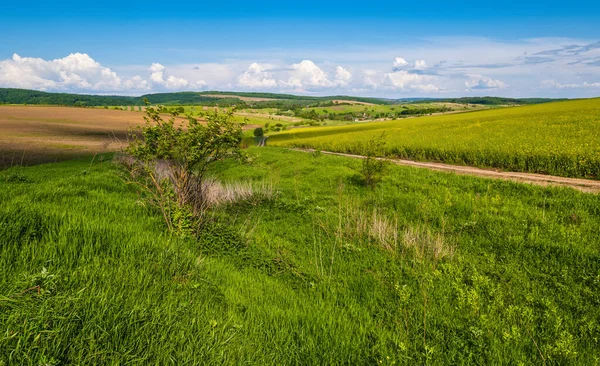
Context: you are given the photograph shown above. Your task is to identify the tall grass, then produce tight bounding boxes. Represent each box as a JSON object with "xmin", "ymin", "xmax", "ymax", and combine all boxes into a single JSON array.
[{"xmin": 1, "ymin": 148, "xmax": 600, "ymax": 364}]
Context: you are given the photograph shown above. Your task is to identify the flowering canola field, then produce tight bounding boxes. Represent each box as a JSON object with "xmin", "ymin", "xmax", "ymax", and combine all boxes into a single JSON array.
[{"xmin": 269, "ymin": 98, "xmax": 600, "ymax": 179}]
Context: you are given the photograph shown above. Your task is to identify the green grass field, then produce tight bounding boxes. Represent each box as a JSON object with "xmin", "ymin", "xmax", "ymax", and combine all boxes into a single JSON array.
[
  {"xmin": 269, "ymin": 98, "xmax": 600, "ymax": 179},
  {"xmin": 2, "ymin": 148, "xmax": 599, "ymax": 364},
  {"xmin": 155, "ymin": 102, "xmax": 485, "ymax": 131},
  {"xmin": 303, "ymin": 102, "xmax": 484, "ymax": 116}
]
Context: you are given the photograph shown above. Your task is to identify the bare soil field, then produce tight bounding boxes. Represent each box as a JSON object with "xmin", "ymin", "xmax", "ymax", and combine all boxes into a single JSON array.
[{"xmin": 0, "ymin": 106, "xmax": 256, "ymax": 168}]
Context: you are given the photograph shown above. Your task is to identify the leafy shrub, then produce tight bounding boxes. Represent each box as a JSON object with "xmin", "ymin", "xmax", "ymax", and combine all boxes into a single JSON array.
[
  {"xmin": 360, "ymin": 134, "xmax": 388, "ymax": 189},
  {"xmin": 124, "ymin": 100, "xmax": 247, "ymax": 234},
  {"xmin": 253, "ymin": 127, "xmax": 264, "ymax": 137}
]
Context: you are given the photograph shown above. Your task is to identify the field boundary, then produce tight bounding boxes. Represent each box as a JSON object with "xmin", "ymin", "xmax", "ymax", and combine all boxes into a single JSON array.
[{"xmin": 292, "ymin": 148, "xmax": 600, "ymax": 194}]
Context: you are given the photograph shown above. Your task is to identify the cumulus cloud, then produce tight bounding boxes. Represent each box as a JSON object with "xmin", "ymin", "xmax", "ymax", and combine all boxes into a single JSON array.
[
  {"xmin": 385, "ymin": 70, "xmax": 440, "ymax": 92},
  {"xmin": 149, "ymin": 63, "xmax": 165, "ymax": 83},
  {"xmin": 384, "ymin": 58, "xmax": 440, "ymax": 92},
  {"xmin": 334, "ymin": 66, "xmax": 352, "ymax": 86},
  {"xmin": 236, "ymin": 60, "xmax": 355, "ymax": 91},
  {"xmin": 393, "ymin": 57, "xmax": 409, "ymax": 70},
  {"xmin": 283, "ymin": 60, "xmax": 335, "ymax": 90},
  {"xmin": 237, "ymin": 63, "xmax": 278, "ymax": 88},
  {"xmin": 392, "ymin": 57, "xmax": 430, "ymax": 72},
  {"xmin": 149, "ymin": 62, "xmax": 190, "ymax": 89},
  {"xmin": 465, "ymin": 75, "xmax": 507, "ymax": 90},
  {"xmin": 0, "ymin": 53, "xmax": 149, "ymax": 92}
]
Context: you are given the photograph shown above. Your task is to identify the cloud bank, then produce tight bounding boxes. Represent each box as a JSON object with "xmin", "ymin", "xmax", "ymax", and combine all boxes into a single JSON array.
[{"xmin": 1, "ymin": 37, "xmax": 599, "ymax": 97}]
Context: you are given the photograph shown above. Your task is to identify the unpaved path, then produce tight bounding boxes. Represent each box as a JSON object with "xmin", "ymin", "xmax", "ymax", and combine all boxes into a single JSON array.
[{"xmin": 293, "ymin": 148, "xmax": 600, "ymax": 194}]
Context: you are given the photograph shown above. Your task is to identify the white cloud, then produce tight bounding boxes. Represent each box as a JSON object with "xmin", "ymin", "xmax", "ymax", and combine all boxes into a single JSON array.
[
  {"xmin": 237, "ymin": 62, "xmax": 278, "ymax": 88},
  {"xmin": 148, "ymin": 62, "xmax": 190, "ymax": 89},
  {"xmin": 237, "ymin": 61, "xmax": 353, "ymax": 90},
  {"xmin": 149, "ymin": 63, "xmax": 165, "ymax": 83},
  {"xmin": 414, "ymin": 60, "xmax": 428, "ymax": 70},
  {"xmin": 465, "ymin": 75, "xmax": 507, "ymax": 90},
  {"xmin": 361, "ymin": 69, "xmax": 384, "ymax": 88},
  {"xmin": 392, "ymin": 57, "xmax": 429, "ymax": 72},
  {"xmin": 165, "ymin": 75, "xmax": 189, "ymax": 89},
  {"xmin": 383, "ymin": 57, "xmax": 441, "ymax": 92},
  {"xmin": 123, "ymin": 75, "xmax": 149, "ymax": 90},
  {"xmin": 284, "ymin": 60, "xmax": 334, "ymax": 90},
  {"xmin": 0, "ymin": 53, "xmax": 149, "ymax": 92},
  {"xmin": 384, "ymin": 70, "xmax": 440, "ymax": 92},
  {"xmin": 335, "ymin": 66, "xmax": 352, "ymax": 86},
  {"xmin": 393, "ymin": 57, "xmax": 409, "ymax": 69},
  {"xmin": 2, "ymin": 37, "xmax": 600, "ymax": 98}
]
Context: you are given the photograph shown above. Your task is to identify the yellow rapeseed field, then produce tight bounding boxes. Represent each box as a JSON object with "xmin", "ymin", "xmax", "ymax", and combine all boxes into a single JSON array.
[{"xmin": 269, "ymin": 98, "xmax": 600, "ymax": 178}]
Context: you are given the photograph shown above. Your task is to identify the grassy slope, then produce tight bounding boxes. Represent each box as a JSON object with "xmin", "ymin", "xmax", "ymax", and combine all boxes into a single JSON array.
[
  {"xmin": 1, "ymin": 149, "xmax": 600, "ymax": 364},
  {"xmin": 269, "ymin": 98, "xmax": 600, "ymax": 179}
]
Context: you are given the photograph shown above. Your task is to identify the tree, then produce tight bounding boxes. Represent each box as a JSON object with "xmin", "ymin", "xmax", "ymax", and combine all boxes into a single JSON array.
[{"xmin": 125, "ymin": 101, "xmax": 246, "ymax": 233}]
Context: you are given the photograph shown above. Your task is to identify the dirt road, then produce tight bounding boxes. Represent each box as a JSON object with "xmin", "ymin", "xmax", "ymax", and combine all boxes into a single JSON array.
[{"xmin": 293, "ymin": 148, "xmax": 600, "ymax": 194}]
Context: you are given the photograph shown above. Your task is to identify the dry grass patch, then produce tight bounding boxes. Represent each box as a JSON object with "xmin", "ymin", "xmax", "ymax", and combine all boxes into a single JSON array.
[
  {"xmin": 403, "ymin": 225, "xmax": 455, "ymax": 261},
  {"xmin": 321, "ymin": 195, "xmax": 455, "ymax": 261}
]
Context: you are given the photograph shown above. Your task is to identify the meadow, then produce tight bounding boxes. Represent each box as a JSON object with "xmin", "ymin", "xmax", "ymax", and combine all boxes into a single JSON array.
[
  {"xmin": 302, "ymin": 102, "xmax": 485, "ymax": 116},
  {"xmin": 1, "ymin": 147, "xmax": 600, "ymax": 364},
  {"xmin": 269, "ymin": 98, "xmax": 600, "ymax": 179},
  {"xmin": 173, "ymin": 101, "xmax": 484, "ymax": 131}
]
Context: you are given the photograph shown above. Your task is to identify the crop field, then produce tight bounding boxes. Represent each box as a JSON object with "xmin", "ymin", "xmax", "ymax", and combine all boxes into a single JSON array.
[
  {"xmin": 2, "ymin": 147, "xmax": 599, "ymax": 364},
  {"xmin": 0, "ymin": 106, "xmax": 148, "ymax": 167},
  {"xmin": 269, "ymin": 98, "xmax": 600, "ymax": 179},
  {"xmin": 0, "ymin": 106, "xmax": 258, "ymax": 168}
]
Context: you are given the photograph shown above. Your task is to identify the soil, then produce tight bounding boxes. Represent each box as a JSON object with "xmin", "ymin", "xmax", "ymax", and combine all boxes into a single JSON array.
[{"xmin": 0, "ymin": 105, "xmax": 253, "ymax": 168}]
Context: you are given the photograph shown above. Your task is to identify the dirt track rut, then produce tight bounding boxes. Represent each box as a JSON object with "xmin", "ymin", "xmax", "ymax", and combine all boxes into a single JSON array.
[{"xmin": 293, "ymin": 148, "xmax": 600, "ymax": 194}]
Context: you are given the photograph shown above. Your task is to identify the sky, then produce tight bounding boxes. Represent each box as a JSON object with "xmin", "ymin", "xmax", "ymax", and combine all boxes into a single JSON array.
[{"xmin": 1, "ymin": 0, "xmax": 600, "ymax": 98}]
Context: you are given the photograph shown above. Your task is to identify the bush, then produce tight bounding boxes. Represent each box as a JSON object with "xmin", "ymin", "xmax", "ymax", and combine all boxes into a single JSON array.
[
  {"xmin": 124, "ymin": 100, "xmax": 247, "ymax": 234},
  {"xmin": 360, "ymin": 134, "xmax": 388, "ymax": 189},
  {"xmin": 253, "ymin": 127, "xmax": 264, "ymax": 138}
]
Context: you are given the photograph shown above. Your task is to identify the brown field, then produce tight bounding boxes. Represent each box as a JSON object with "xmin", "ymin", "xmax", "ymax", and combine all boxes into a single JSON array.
[{"xmin": 0, "ymin": 105, "xmax": 255, "ymax": 168}]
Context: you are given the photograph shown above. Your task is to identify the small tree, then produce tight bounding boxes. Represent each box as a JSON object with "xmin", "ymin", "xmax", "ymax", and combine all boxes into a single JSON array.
[
  {"xmin": 125, "ymin": 101, "xmax": 246, "ymax": 233},
  {"xmin": 361, "ymin": 133, "xmax": 388, "ymax": 189}
]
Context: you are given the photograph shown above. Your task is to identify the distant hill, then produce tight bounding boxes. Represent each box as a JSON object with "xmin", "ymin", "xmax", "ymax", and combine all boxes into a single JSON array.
[
  {"xmin": 0, "ymin": 88, "xmax": 393, "ymax": 107},
  {"xmin": 0, "ymin": 88, "xmax": 142, "ymax": 106},
  {"xmin": 199, "ymin": 91, "xmax": 393, "ymax": 105},
  {"xmin": 0, "ymin": 88, "xmax": 566, "ymax": 108}
]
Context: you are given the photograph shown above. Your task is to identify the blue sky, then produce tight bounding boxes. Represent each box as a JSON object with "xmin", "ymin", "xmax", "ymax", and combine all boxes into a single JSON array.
[{"xmin": 1, "ymin": 1, "xmax": 599, "ymax": 98}]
